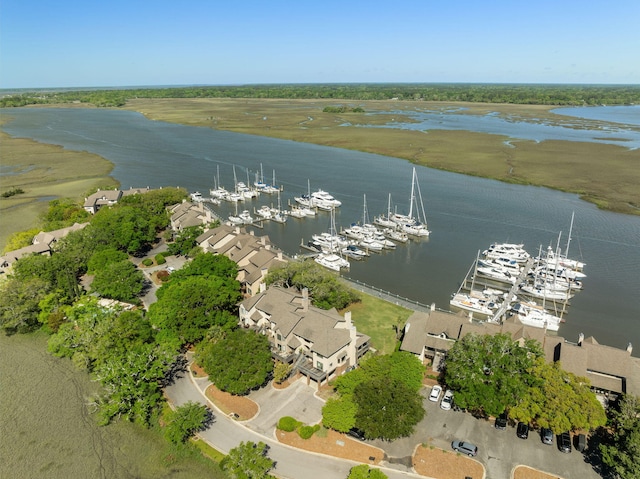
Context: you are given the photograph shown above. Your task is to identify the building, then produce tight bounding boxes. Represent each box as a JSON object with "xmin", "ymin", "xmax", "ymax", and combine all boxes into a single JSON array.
[
  {"xmin": 168, "ymin": 200, "xmax": 215, "ymax": 231},
  {"xmin": 239, "ymin": 286, "xmax": 370, "ymax": 388},
  {"xmin": 196, "ymin": 225, "xmax": 286, "ymax": 296},
  {"xmin": 83, "ymin": 186, "xmax": 153, "ymax": 214},
  {"xmin": 400, "ymin": 306, "xmax": 640, "ymax": 401}
]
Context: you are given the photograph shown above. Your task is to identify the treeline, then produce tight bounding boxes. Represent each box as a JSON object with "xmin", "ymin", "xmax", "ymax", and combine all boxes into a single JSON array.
[{"xmin": 2, "ymin": 83, "xmax": 639, "ymax": 108}]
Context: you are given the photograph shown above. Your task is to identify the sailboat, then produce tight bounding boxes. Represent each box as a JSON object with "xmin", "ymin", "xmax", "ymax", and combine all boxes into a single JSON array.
[
  {"xmin": 270, "ymin": 190, "xmax": 287, "ymax": 223},
  {"xmin": 210, "ymin": 165, "xmax": 230, "ymax": 200},
  {"xmin": 390, "ymin": 167, "xmax": 430, "ymax": 237}
]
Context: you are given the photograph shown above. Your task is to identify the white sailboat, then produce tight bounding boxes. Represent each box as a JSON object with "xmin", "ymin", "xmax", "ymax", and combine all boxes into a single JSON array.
[{"xmin": 392, "ymin": 168, "xmax": 430, "ymax": 237}]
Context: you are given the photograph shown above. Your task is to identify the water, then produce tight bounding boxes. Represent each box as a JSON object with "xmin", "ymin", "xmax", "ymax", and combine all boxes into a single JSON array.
[
  {"xmin": 2, "ymin": 107, "xmax": 639, "ymax": 351},
  {"xmin": 363, "ymin": 104, "xmax": 640, "ymax": 149}
]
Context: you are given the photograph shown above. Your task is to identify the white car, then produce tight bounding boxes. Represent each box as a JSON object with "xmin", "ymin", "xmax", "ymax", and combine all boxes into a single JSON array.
[
  {"xmin": 428, "ymin": 385, "xmax": 443, "ymax": 402},
  {"xmin": 440, "ymin": 389, "xmax": 454, "ymax": 410}
]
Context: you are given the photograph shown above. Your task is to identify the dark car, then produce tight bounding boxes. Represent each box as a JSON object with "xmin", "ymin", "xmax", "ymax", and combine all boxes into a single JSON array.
[
  {"xmin": 347, "ymin": 428, "xmax": 366, "ymax": 441},
  {"xmin": 495, "ymin": 413, "xmax": 507, "ymax": 430},
  {"xmin": 541, "ymin": 428, "xmax": 553, "ymax": 445},
  {"xmin": 576, "ymin": 433, "xmax": 587, "ymax": 452},
  {"xmin": 516, "ymin": 422, "xmax": 529, "ymax": 439},
  {"xmin": 451, "ymin": 439, "xmax": 478, "ymax": 457},
  {"xmin": 558, "ymin": 431, "xmax": 572, "ymax": 453}
]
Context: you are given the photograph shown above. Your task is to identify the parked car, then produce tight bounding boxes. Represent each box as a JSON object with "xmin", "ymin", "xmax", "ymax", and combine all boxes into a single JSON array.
[
  {"xmin": 451, "ymin": 439, "xmax": 478, "ymax": 457},
  {"xmin": 559, "ymin": 431, "xmax": 572, "ymax": 453},
  {"xmin": 347, "ymin": 428, "xmax": 366, "ymax": 441},
  {"xmin": 516, "ymin": 422, "xmax": 529, "ymax": 439},
  {"xmin": 495, "ymin": 413, "xmax": 507, "ymax": 430},
  {"xmin": 576, "ymin": 433, "xmax": 587, "ymax": 452},
  {"xmin": 440, "ymin": 390, "xmax": 454, "ymax": 410},
  {"xmin": 429, "ymin": 385, "xmax": 443, "ymax": 402},
  {"xmin": 541, "ymin": 428, "xmax": 554, "ymax": 445}
]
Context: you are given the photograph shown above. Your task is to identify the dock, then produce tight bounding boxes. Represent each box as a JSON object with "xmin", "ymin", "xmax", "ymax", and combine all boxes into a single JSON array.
[{"xmin": 491, "ymin": 258, "xmax": 534, "ymax": 323}]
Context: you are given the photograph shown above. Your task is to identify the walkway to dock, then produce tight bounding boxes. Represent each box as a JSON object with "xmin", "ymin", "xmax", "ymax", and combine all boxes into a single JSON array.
[
  {"xmin": 341, "ymin": 276, "xmax": 440, "ymax": 314},
  {"xmin": 490, "ymin": 257, "xmax": 534, "ymax": 323}
]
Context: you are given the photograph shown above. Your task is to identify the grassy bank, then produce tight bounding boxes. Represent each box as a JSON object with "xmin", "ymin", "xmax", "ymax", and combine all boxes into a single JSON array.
[
  {"xmin": 124, "ymin": 98, "xmax": 640, "ymax": 216},
  {"xmin": 0, "ymin": 123, "xmax": 118, "ymax": 249},
  {"xmin": 0, "ymin": 332, "xmax": 225, "ymax": 479}
]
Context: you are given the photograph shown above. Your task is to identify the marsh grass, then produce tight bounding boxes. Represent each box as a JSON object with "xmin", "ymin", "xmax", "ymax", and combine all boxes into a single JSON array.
[
  {"xmin": 0, "ymin": 127, "xmax": 118, "ymax": 249},
  {"xmin": 342, "ymin": 294, "xmax": 412, "ymax": 355},
  {"xmin": 0, "ymin": 332, "xmax": 225, "ymax": 479},
  {"xmin": 125, "ymin": 98, "xmax": 640, "ymax": 216}
]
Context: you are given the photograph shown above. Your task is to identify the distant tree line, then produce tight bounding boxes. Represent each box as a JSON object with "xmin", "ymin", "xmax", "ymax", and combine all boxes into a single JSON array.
[{"xmin": 2, "ymin": 83, "xmax": 639, "ymax": 108}]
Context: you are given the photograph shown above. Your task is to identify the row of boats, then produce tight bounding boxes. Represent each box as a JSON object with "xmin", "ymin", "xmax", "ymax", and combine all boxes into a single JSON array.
[{"xmin": 450, "ymin": 220, "xmax": 586, "ymax": 332}]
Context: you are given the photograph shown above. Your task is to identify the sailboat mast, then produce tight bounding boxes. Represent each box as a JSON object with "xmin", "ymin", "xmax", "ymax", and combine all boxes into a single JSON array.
[
  {"xmin": 566, "ymin": 211, "xmax": 575, "ymax": 258},
  {"xmin": 408, "ymin": 168, "xmax": 416, "ymax": 218}
]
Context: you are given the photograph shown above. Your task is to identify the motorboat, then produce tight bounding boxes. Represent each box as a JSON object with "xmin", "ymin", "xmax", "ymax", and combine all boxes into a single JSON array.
[
  {"xmin": 476, "ymin": 262, "xmax": 517, "ymax": 284},
  {"xmin": 358, "ymin": 236, "xmax": 385, "ymax": 252},
  {"xmin": 190, "ymin": 191, "xmax": 204, "ymax": 202},
  {"xmin": 483, "ymin": 243, "xmax": 530, "ymax": 263},
  {"xmin": 519, "ymin": 283, "xmax": 573, "ymax": 301},
  {"xmin": 382, "ymin": 227, "xmax": 409, "ymax": 243},
  {"xmin": 314, "ymin": 253, "xmax": 350, "ymax": 271},
  {"xmin": 310, "ymin": 189, "xmax": 341, "ymax": 209},
  {"xmin": 510, "ymin": 302, "xmax": 562, "ymax": 331},
  {"xmin": 254, "ymin": 205, "xmax": 272, "ymax": 220},
  {"xmin": 228, "ymin": 209, "xmax": 253, "ymax": 225},
  {"xmin": 341, "ymin": 244, "xmax": 368, "ymax": 260},
  {"xmin": 450, "ymin": 293, "xmax": 499, "ymax": 317}
]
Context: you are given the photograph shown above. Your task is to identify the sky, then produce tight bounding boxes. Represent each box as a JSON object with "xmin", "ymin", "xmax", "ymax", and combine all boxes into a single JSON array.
[{"xmin": 1, "ymin": 0, "xmax": 639, "ymax": 88}]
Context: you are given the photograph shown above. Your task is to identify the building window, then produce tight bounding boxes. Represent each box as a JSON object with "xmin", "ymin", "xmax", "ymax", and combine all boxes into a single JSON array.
[
  {"xmin": 277, "ymin": 333, "xmax": 282, "ymax": 341},
  {"xmin": 316, "ymin": 361, "xmax": 323, "ymax": 371}
]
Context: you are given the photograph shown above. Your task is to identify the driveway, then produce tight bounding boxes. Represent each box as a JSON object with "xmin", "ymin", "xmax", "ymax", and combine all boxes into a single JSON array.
[{"xmin": 246, "ymin": 379, "xmax": 324, "ymax": 434}]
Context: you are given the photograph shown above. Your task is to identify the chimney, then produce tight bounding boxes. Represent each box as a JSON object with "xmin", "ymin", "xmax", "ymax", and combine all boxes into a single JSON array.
[
  {"xmin": 302, "ymin": 288, "xmax": 309, "ymax": 312},
  {"xmin": 277, "ymin": 252, "xmax": 283, "ymax": 261},
  {"xmin": 345, "ymin": 311, "xmax": 352, "ymax": 328},
  {"xmin": 259, "ymin": 282, "xmax": 266, "ymax": 293},
  {"xmin": 260, "ymin": 236, "xmax": 266, "ymax": 246},
  {"xmin": 627, "ymin": 342, "xmax": 633, "ymax": 355},
  {"xmin": 347, "ymin": 313, "xmax": 357, "ymax": 368},
  {"xmin": 578, "ymin": 332, "xmax": 584, "ymax": 346},
  {"xmin": 430, "ymin": 303, "xmax": 436, "ymax": 312}
]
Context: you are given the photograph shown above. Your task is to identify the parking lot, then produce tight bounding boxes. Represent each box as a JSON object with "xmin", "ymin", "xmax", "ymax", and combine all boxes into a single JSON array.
[{"xmin": 368, "ymin": 388, "xmax": 603, "ymax": 479}]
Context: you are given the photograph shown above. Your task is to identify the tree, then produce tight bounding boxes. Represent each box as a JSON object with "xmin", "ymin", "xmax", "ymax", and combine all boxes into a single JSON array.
[
  {"xmin": 87, "ymin": 247, "xmax": 129, "ymax": 273},
  {"xmin": 347, "ymin": 464, "xmax": 388, "ymax": 479},
  {"xmin": 164, "ymin": 401, "xmax": 209, "ymax": 444},
  {"xmin": 0, "ymin": 277, "xmax": 50, "ymax": 333},
  {"xmin": 91, "ymin": 260, "xmax": 144, "ymax": 303},
  {"xmin": 265, "ymin": 261, "xmax": 360, "ymax": 310},
  {"xmin": 322, "ymin": 395, "xmax": 357, "ymax": 432},
  {"xmin": 148, "ymin": 275, "xmax": 241, "ymax": 344},
  {"xmin": 600, "ymin": 395, "xmax": 640, "ymax": 479},
  {"xmin": 220, "ymin": 441, "xmax": 275, "ymax": 479},
  {"xmin": 443, "ymin": 333, "xmax": 542, "ymax": 417},
  {"xmin": 273, "ymin": 361, "xmax": 292, "ymax": 384},
  {"xmin": 171, "ymin": 251, "xmax": 238, "ymax": 280},
  {"xmin": 353, "ymin": 377, "xmax": 425, "ymax": 440},
  {"xmin": 198, "ymin": 329, "xmax": 273, "ymax": 395},
  {"xmin": 168, "ymin": 225, "xmax": 204, "ymax": 256},
  {"xmin": 2, "ymin": 228, "xmax": 41, "ymax": 253}
]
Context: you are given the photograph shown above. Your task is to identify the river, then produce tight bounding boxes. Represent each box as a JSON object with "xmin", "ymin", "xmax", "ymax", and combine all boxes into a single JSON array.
[{"xmin": 1, "ymin": 107, "xmax": 639, "ymax": 352}]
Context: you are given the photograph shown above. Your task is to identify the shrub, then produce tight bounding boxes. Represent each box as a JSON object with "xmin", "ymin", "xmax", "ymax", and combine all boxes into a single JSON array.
[
  {"xmin": 157, "ymin": 270, "xmax": 170, "ymax": 282},
  {"xmin": 142, "ymin": 258, "xmax": 153, "ymax": 267},
  {"xmin": 155, "ymin": 254, "xmax": 166, "ymax": 265},
  {"xmin": 277, "ymin": 416, "xmax": 301, "ymax": 432},
  {"xmin": 160, "ymin": 251, "xmax": 172, "ymax": 258},
  {"xmin": 298, "ymin": 425, "xmax": 316, "ymax": 440}
]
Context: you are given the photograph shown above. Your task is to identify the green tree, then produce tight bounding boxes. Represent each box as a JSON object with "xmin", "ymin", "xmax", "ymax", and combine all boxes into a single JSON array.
[
  {"xmin": 171, "ymin": 251, "xmax": 238, "ymax": 280},
  {"xmin": 265, "ymin": 261, "xmax": 360, "ymax": 310},
  {"xmin": 88, "ymin": 205, "xmax": 156, "ymax": 255},
  {"xmin": 198, "ymin": 329, "xmax": 273, "ymax": 395},
  {"xmin": 93, "ymin": 341, "xmax": 178, "ymax": 426},
  {"xmin": 2, "ymin": 228, "xmax": 40, "ymax": 253},
  {"xmin": 509, "ymin": 358, "xmax": 606, "ymax": 433},
  {"xmin": 322, "ymin": 395, "xmax": 358, "ymax": 432},
  {"xmin": 353, "ymin": 377, "xmax": 425, "ymax": 440},
  {"xmin": 600, "ymin": 395, "xmax": 640, "ymax": 479},
  {"xmin": 87, "ymin": 247, "xmax": 129, "ymax": 273},
  {"xmin": 164, "ymin": 401, "xmax": 209, "ymax": 444},
  {"xmin": 220, "ymin": 441, "xmax": 275, "ymax": 479},
  {"xmin": 149, "ymin": 275, "xmax": 241, "ymax": 344},
  {"xmin": 91, "ymin": 260, "xmax": 144, "ymax": 303},
  {"xmin": 168, "ymin": 225, "xmax": 204, "ymax": 256},
  {"xmin": 443, "ymin": 333, "xmax": 542, "ymax": 417},
  {"xmin": 347, "ymin": 464, "xmax": 388, "ymax": 479},
  {"xmin": 0, "ymin": 277, "xmax": 50, "ymax": 333},
  {"xmin": 273, "ymin": 361, "xmax": 293, "ymax": 384},
  {"xmin": 40, "ymin": 197, "xmax": 89, "ymax": 230}
]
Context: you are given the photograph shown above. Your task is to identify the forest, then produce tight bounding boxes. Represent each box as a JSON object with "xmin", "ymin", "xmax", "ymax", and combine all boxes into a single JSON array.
[{"xmin": 2, "ymin": 83, "xmax": 639, "ymax": 108}]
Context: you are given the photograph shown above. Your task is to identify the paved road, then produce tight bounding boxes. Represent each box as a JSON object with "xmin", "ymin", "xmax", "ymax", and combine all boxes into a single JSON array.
[{"xmin": 164, "ymin": 368, "xmax": 426, "ymax": 479}]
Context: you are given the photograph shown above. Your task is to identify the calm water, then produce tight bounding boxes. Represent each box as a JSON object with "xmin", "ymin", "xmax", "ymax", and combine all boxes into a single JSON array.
[
  {"xmin": 365, "ymin": 104, "xmax": 640, "ymax": 149},
  {"xmin": 2, "ymin": 107, "xmax": 639, "ymax": 351}
]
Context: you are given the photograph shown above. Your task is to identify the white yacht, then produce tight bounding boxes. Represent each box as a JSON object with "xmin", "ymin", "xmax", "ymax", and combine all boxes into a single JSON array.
[
  {"xmin": 450, "ymin": 293, "xmax": 499, "ymax": 318},
  {"xmin": 314, "ymin": 253, "xmax": 350, "ymax": 271},
  {"xmin": 254, "ymin": 205, "xmax": 272, "ymax": 220},
  {"xmin": 483, "ymin": 243, "xmax": 530, "ymax": 263},
  {"xmin": 510, "ymin": 302, "xmax": 562, "ymax": 331},
  {"xmin": 310, "ymin": 189, "xmax": 341, "ymax": 209}
]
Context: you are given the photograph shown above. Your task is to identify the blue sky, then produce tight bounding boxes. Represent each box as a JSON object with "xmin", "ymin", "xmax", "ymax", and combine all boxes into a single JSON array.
[{"xmin": 1, "ymin": 0, "xmax": 639, "ymax": 88}]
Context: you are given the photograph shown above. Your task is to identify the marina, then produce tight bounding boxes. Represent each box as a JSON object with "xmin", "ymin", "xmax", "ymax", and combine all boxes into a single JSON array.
[{"xmin": 2, "ymin": 107, "xmax": 639, "ymax": 351}]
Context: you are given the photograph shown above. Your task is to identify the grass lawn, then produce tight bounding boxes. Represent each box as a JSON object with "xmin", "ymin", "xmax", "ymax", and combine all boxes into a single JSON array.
[{"xmin": 342, "ymin": 293, "xmax": 412, "ymax": 355}]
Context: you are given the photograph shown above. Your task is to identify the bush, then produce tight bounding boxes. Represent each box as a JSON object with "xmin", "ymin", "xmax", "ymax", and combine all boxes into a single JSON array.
[
  {"xmin": 277, "ymin": 416, "xmax": 301, "ymax": 432},
  {"xmin": 155, "ymin": 254, "xmax": 166, "ymax": 265},
  {"xmin": 160, "ymin": 251, "xmax": 172, "ymax": 258},
  {"xmin": 142, "ymin": 258, "xmax": 153, "ymax": 267},
  {"xmin": 298, "ymin": 424, "xmax": 317, "ymax": 440},
  {"xmin": 157, "ymin": 270, "xmax": 170, "ymax": 282}
]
